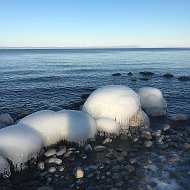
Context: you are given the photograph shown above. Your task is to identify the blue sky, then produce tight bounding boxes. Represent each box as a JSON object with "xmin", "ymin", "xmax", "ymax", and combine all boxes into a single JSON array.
[{"xmin": 0, "ymin": 0, "xmax": 190, "ymax": 48}]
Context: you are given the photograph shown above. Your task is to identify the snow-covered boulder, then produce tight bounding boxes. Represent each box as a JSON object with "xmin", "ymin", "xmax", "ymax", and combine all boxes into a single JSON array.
[
  {"xmin": 138, "ymin": 87, "xmax": 167, "ymax": 117},
  {"xmin": 0, "ymin": 155, "xmax": 11, "ymax": 178},
  {"xmin": 19, "ymin": 110, "xmax": 97, "ymax": 146},
  {"xmin": 0, "ymin": 113, "xmax": 14, "ymax": 128},
  {"xmin": 82, "ymin": 85, "xmax": 141, "ymax": 131},
  {"xmin": 96, "ymin": 117, "xmax": 120, "ymax": 134},
  {"xmin": 0, "ymin": 124, "xmax": 42, "ymax": 170}
]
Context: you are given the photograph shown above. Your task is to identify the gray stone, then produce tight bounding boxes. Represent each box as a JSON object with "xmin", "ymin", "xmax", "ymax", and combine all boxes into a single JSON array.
[
  {"xmin": 45, "ymin": 149, "xmax": 57, "ymax": 157},
  {"xmin": 85, "ymin": 144, "xmax": 93, "ymax": 152},
  {"xmin": 46, "ymin": 157, "xmax": 62, "ymax": 165},
  {"xmin": 94, "ymin": 145, "xmax": 106, "ymax": 152},
  {"xmin": 144, "ymin": 141, "xmax": 153, "ymax": 148},
  {"xmin": 74, "ymin": 167, "xmax": 84, "ymax": 179},
  {"xmin": 0, "ymin": 113, "xmax": 14, "ymax": 128}
]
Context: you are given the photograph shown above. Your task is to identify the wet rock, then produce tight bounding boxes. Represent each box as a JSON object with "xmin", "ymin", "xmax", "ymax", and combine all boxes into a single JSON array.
[
  {"xmin": 17, "ymin": 111, "xmax": 31, "ymax": 120},
  {"xmin": 74, "ymin": 167, "xmax": 84, "ymax": 179},
  {"xmin": 178, "ymin": 75, "xmax": 190, "ymax": 81},
  {"xmin": 46, "ymin": 157, "xmax": 62, "ymax": 165},
  {"xmin": 81, "ymin": 93, "xmax": 90, "ymax": 99},
  {"xmin": 47, "ymin": 167, "xmax": 57, "ymax": 173},
  {"xmin": 117, "ymin": 156, "xmax": 125, "ymax": 162},
  {"xmin": 144, "ymin": 141, "xmax": 153, "ymax": 148},
  {"xmin": 102, "ymin": 137, "xmax": 112, "ymax": 144},
  {"xmin": 45, "ymin": 149, "xmax": 57, "ymax": 157},
  {"xmin": 80, "ymin": 154, "xmax": 87, "ymax": 160},
  {"xmin": 163, "ymin": 73, "xmax": 174, "ymax": 78},
  {"xmin": 85, "ymin": 144, "xmax": 93, "ymax": 152},
  {"xmin": 112, "ymin": 73, "xmax": 122, "ymax": 76},
  {"xmin": 37, "ymin": 161, "xmax": 45, "ymax": 171},
  {"xmin": 128, "ymin": 72, "xmax": 133, "ymax": 76},
  {"xmin": 57, "ymin": 166, "xmax": 65, "ymax": 172},
  {"xmin": 56, "ymin": 146, "xmax": 66, "ymax": 156},
  {"xmin": 129, "ymin": 158, "xmax": 137, "ymax": 164},
  {"xmin": 170, "ymin": 114, "xmax": 188, "ymax": 122},
  {"xmin": 141, "ymin": 130, "xmax": 152, "ymax": 140},
  {"xmin": 152, "ymin": 130, "xmax": 162, "ymax": 137},
  {"xmin": 124, "ymin": 165, "xmax": 135, "ymax": 173},
  {"xmin": 183, "ymin": 143, "xmax": 190, "ymax": 149},
  {"xmin": 139, "ymin": 71, "xmax": 154, "ymax": 76},
  {"xmin": 54, "ymin": 180, "xmax": 67, "ymax": 189},
  {"xmin": 111, "ymin": 165, "xmax": 122, "ymax": 173},
  {"xmin": 94, "ymin": 145, "xmax": 106, "ymax": 152},
  {"xmin": 0, "ymin": 113, "xmax": 14, "ymax": 128}
]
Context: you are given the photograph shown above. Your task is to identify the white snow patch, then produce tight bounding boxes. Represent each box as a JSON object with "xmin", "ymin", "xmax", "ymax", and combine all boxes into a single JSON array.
[
  {"xmin": 138, "ymin": 87, "xmax": 167, "ymax": 117},
  {"xmin": 0, "ymin": 124, "xmax": 42, "ymax": 170},
  {"xmin": 82, "ymin": 85, "xmax": 141, "ymax": 129},
  {"xmin": 96, "ymin": 117, "xmax": 120, "ymax": 134}
]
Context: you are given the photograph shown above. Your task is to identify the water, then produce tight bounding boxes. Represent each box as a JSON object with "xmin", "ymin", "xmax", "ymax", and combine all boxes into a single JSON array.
[{"xmin": 0, "ymin": 48, "xmax": 190, "ymax": 118}]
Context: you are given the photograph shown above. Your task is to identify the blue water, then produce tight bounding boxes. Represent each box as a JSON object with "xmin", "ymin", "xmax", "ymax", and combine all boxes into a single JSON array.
[{"xmin": 0, "ymin": 48, "xmax": 190, "ymax": 118}]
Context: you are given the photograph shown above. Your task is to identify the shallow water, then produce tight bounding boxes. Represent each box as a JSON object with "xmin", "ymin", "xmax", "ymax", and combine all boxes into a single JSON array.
[{"xmin": 0, "ymin": 48, "xmax": 190, "ymax": 118}]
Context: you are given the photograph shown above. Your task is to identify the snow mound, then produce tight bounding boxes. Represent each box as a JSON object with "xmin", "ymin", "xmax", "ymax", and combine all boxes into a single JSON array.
[
  {"xmin": 19, "ymin": 110, "xmax": 97, "ymax": 146},
  {"xmin": 0, "ymin": 155, "xmax": 11, "ymax": 178},
  {"xmin": 138, "ymin": 87, "xmax": 167, "ymax": 117},
  {"xmin": 57, "ymin": 110, "xmax": 97, "ymax": 143},
  {"xmin": 96, "ymin": 117, "xmax": 120, "ymax": 134},
  {"xmin": 0, "ymin": 124, "xmax": 42, "ymax": 171},
  {"xmin": 82, "ymin": 85, "xmax": 141, "ymax": 130}
]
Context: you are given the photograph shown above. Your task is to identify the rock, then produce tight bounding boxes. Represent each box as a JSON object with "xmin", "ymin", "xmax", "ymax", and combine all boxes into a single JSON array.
[
  {"xmin": 47, "ymin": 166, "xmax": 57, "ymax": 173},
  {"xmin": 56, "ymin": 146, "xmax": 66, "ymax": 156},
  {"xmin": 163, "ymin": 73, "xmax": 174, "ymax": 78},
  {"xmin": 178, "ymin": 76, "xmax": 190, "ymax": 81},
  {"xmin": 112, "ymin": 73, "xmax": 122, "ymax": 76},
  {"xmin": 124, "ymin": 165, "xmax": 135, "ymax": 173},
  {"xmin": 152, "ymin": 130, "xmax": 162, "ymax": 137},
  {"xmin": 102, "ymin": 137, "xmax": 112, "ymax": 144},
  {"xmin": 117, "ymin": 156, "xmax": 125, "ymax": 162},
  {"xmin": 74, "ymin": 167, "xmax": 84, "ymax": 179},
  {"xmin": 139, "ymin": 71, "xmax": 154, "ymax": 76},
  {"xmin": 111, "ymin": 165, "xmax": 122, "ymax": 172},
  {"xmin": 115, "ymin": 180, "xmax": 124, "ymax": 187},
  {"xmin": 81, "ymin": 93, "xmax": 90, "ymax": 99},
  {"xmin": 46, "ymin": 157, "xmax": 62, "ymax": 165},
  {"xmin": 0, "ymin": 113, "xmax": 14, "ymax": 128},
  {"xmin": 17, "ymin": 111, "xmax": 31, "ymax": 120},
  {"xmin": 37, "ymin": 161, "xmax": 45, "ymax": 170},
  {"xmin": 183, "ymin": 143, "xmax": 190, "ymax": 149},
  {"xmin": 139, "ymin": 77, "xmax": 149, "ymax": 81},
  {"xmin": 94, "ymin": 145, "xmax": 106, "ymax": 152},
  {"xmin": 129, "ymin": 158, "xmax": 137, "ymax": 164},
  {"xmin": 85, "ymin": 144, "xmax": 93, "ymax": 152},
  {"xmin": 141, "ymin": 130, "xmax": 152, "ymax": 140},
  {"xmin": 162, "ymin": 124, "xmax": 171, "ymax": 131},
  {"xmin": 170, "ymin": 114, "xmax": 188, "ymax": 122},
  {"xmin": 127, "ymin": 72, "xmax": 133, "ymax": 76},
  {"xmin": 112, "ymin": 173, "xmax": 121, "ymax": 180},
  {"xmin": 57, "ymin": 166, "xmax": 65, "ymax": 172},
  {"xmin": 44, "ymin": 149, "xmax": 57, "ymax": 157},
  {"xmin": 144, "ymin": 141, "xmax": 153, "ymax": 148}
]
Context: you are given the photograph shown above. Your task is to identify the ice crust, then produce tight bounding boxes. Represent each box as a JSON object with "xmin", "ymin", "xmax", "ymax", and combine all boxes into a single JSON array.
[
  {"xmin": 82, "ymin": 85, "xmax": 141, "ymax": 129},
  {"xmin": 138, "ymin": 87, "xmax": 167, "ymax": 117}
]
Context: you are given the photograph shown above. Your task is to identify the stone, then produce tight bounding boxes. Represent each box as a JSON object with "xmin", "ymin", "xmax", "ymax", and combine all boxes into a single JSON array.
[
  {"xmin": 37, "ymin": 161, "xmax": 45, "ymax": 170},
  {"xmin": 141, "ymin": 130, "xmax": 152, "ymax": 140},
  {"xmin": 129, "ymin": 158, "xmax": 137, "ymax": 164},
  {"xmin": 124, "ymin": 165, "xmax": 135, "ymax": 173},
  {"xmin": 183, "ymin": 143, "xmax": 190, "ymax": 149},
  {"xmin": 128, "ymin": 72, "xmax": 133, "ymax": 76},
  {"xmin": 17, "ymin": 111, "xmax": 32, "ymax": 120},
  {"xmin": 111, "ymin": 165, "xmax": 122, "ymax": 172},
  {"xmin": 47, "ymin": 167, "xmax": 57, "ymax": 173},
  {"xmin": 163, "ymin": 73, "xmax": 174, "ymax": 78},
  {"xmin": 102, "ymin": 137, "xmax": 112, "ymax": 144},
  {"xmin": 112, "ymin": 173, "xmax": 121, "ymax": 180},
  {"xmin": 139, "ymin": 71, "xmax": 154, "ymax": 76},
  {"xmin": 144, "ymin": 141, "xmax": 153, "ymax": 148},
  {"xmin": 170, "ymin": 114, "xmax": 188, "ymax": 122},
  {"xmin": 112, "ymin": 73, "xmax": 122, "ymax": 76},
  {"xmin": 94, "ymin": 145, "xmax": 106, "ymax": 152},
  {"xmin": 45, "ymin": 149, "xmax": 57, "ymax": 157},
  {"xmin": 0, "ymin": 113, "xmax": 14, "ymax": 128},
  {"xmin": 74, "ymin": 167, "xmax": 84, "ymax": 179},
  {"xmin": 85, "ymin": 144, "xmax": 93, "ymax": 152},
  {"xmin": 178, "ymin": 76, "xmax": 190, "ymax": 81},
  {"xmin": 46, "ymin": 157, "xmax": 62, "ymax": 165},
  {"xmin": 56, "ymin": 146, "xmax": 66, "ymax": 156}
]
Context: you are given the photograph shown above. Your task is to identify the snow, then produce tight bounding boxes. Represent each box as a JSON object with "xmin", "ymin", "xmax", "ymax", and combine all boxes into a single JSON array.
[
  {"xmin": 19, "ymin": 110, "xmax": 97, "ymax": 146},
  {"xmin": 138, "ymin": 87, "xmax": 167, "ymax": 117},
  {"xmin": 0, "ymin": 124, "xmax": 42, "ymax": 171},
  {"xmin": 82, "ymin": 85, "xmax": 141, "ymax": 129},
  {"xmin": 0, "ymin": 155, "xmax": 10, "ymax": 178},
  {"xmin": 96, "ymin": 117, "xmax": 120, "ymax": 134}
]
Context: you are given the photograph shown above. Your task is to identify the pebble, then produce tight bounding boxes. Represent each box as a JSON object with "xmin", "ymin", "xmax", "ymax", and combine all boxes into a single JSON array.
[
  {"xmin": 47, "ymin": 167, "xmax": 57, "ymax": 173},
  {"xmin": 0, "ymin": 113, "xmax": 14, "ymax": 128},
  {"xmin": 46, "ymin": 157, "xmax": 62, "ymax": 165},
  {"xmin": 163, "ymin": 73, "xmax": 174, "ymax": 78},
  {"xmin": 112, "ymin": 73, "xmax": 121, "ymax": 76},
  {"xmin": 74, "ymin": 167, "xmax": 84, "ymax": 179},
  {"xmin": 144, "ymin": 141, "xmax": 153, "ymax": 148},
  {"xmin": 94, "ymin": 145, "xmax": 106, "ymax": 152},
  {"xmin": 57, "ymin": 166, "xmax": 65, "ymax": 172},
  {"xmin": 163, "ymin": 124, "xmax": 171, "ymax": 131},
  {"xmin": 85, "ymin": 144, "xmax": 93, "ymax": 152},
  {"xmin": 56, "ymin": 147, "xmax": 66, "ymax": 156},
  {"xmin": 45, "ymin": 149, "xmax": 57, "ymax": 157}
]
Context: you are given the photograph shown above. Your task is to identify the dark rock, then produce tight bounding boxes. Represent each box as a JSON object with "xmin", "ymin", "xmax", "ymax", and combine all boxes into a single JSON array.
[
  {"xmin": 139, "ymin": 78, "xmax": 149, "ymax": 81},
  {"xmin": 81, "ymin": 93, "xmax": 90, "ymax": 99},
  {"xmin": 17, "ymin": 111, "xmax": 31, "ymax": 120},
  {"xmin": 178, "ymin": 76, "xmax": 190, "ymax": 81},
  {"xmin": 139, "ymin": 71, "xmax": 155, "ymax": 76},
  {"xmin": 163, "ymin": 73, "xmax": 174, "ymax": 78},
  {"xmin": 111, "ymin": 165, "xmax": 122, "ymax": 172},
  {"xmin": 112, "ymin": 73, "xmax": 122, "ymax": 76},
  {"xmin": 127, "ymin": 72, "xmax": 133, "ymax": 76}
]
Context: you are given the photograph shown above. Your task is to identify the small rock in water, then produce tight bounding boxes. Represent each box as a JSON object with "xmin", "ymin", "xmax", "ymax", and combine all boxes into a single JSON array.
[
  {"xmin": 45, "ymin": 149, "xmax": 57, "ymax": 157},
  {"xmin": 47, "ymin": 166, "xmax": 57, "ymax": 173},
  {"xmin": 178, "ymin": 75, "xmax": 190, "ymax": 81},
  {"xmin": 94, "ymin": 145, "xmax": 106, "ymax": 152},
  {"xmin": 46, "ymin": 157, "xmax": 62, "ymax": 165},
  {"xmin": 74, "ymin": 167, "xmax": 84, "ymax": 179},
  {"xmin": 128, "ymin": 72, "xmax": 133, "ymax": 76},
  {"xmin": 170, "ymin": 114, "xmax": 188, "ymax": 122},
  {"xmin": 112, "ymin": 73, "xmax": 122, "ymax": 76},
  {"xmin": 144, "ymin": 141, "xmax": 153, "ymax": 148},
  {"xmin": 102, "ymin": 137, "xmax": 112, "ymax": 144},
  {"xmin": 163, "ymin": 73, "xmax": 174, "ymax": 78},
  {"xmin": 125, "ymin": 165, "xmax": 135, "ymax": 173},
  {"xmin": 139, "ymin": 71, "xmax": 154, "ymax": 76},
  {"xmin": 0, "ymin": 113, "xmax": 14, "ymax": 128},
  {"xmin": 85, "ymin": 144, "xmax": 93, "ymax": 152}
]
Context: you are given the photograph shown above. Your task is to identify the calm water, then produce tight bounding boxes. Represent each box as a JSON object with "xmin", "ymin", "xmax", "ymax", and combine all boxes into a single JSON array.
[{"xmin": 0, "ymin": 48, "xmax": 190, "ymax": 118}]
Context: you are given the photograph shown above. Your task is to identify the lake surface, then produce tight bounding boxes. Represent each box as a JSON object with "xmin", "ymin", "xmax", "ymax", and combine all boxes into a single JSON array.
[{"xmin": 0, "ymin": 48, "xmax": 190, "ymax": 118}]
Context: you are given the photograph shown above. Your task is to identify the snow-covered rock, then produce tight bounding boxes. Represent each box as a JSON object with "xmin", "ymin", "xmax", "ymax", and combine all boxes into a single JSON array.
[
  {"xmin": 82, "ymin": 85, "xmax": 141, "ymax": 130},
  {"xmin": 0, "ymin": 113, "xmax": 14, "ymax": 128},
  {"xmin": 96, "ymin": 117, "xmax": 120, "ymax": 134},
  {"xmin": 0, "ymin": 155, "xmax": 11, "ymax": 178},
  {"xmin": 138, "ymin": 87, "xmax": 167, "ymax": 117},
  {"xmin": 19, "ymin": 110, "xmax": 97, "ymax": 146},
  {"xmin": 0, "ymin": 124, "xmax": 42, "ymax": 170}
]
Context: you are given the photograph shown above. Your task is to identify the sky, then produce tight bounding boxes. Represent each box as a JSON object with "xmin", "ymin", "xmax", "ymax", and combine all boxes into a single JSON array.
[{"xmin": 0, "ymin": 0, "xmax": 190, "ymax": 48}]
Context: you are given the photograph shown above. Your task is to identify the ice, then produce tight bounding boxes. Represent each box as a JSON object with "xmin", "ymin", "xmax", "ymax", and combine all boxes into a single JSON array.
[
  {"xmin": 138, "ymin": 87, "xmax": 167, "ymax": 117},
  {"xmin": 19, "ymin": 110, "xmax": 97, "ymax": 146},
  {"xmin": 82, "ymin": 85, "xmax": 141, "ymax": 129},
  {"xmin": 0, "ymin": 124, "xmax": 42, "ymax": 171},
  {"xmin": 0, "ymin": 155, "xmax": 11, "ymax": 178},
  {"xmin": 96, "ymin": 117, "xmax": 120, "ymax": 134}
]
